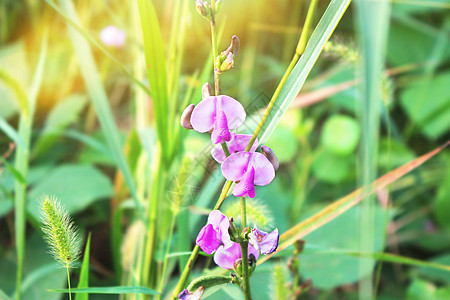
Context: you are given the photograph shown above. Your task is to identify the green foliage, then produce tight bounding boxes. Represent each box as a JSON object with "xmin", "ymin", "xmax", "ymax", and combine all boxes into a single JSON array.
[
  {"xmin": 321, "ymin": 115, "xmax": 360, "ymax": 156},
  {"xmin": 75, "ymin": 234, "xmax": 91, "ymax": 300},
  {"xmin": 28, "ymin": 164, "xmax": 113, "ymax": 220}
]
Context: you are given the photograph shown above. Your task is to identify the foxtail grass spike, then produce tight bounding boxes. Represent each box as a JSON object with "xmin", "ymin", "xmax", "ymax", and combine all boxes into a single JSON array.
[{"xmin": 40, "ymin": 196, "xmax": 80, "ymax": 268}]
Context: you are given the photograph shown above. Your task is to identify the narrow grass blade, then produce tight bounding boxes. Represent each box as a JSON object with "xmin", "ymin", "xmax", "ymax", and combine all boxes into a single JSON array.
[
  {"xmin": 0, "ymin": 118, "xmax": 26, "ymax": 149},
  {"xmin": 14, "ymin": 32, "xmax": 47, "ymax": 300},
  {"xmin": 258, "ymin": 142, "xmax": 449, "ymax": 265},
  {"xmin": 354, "ymin": 0, "xmax": 391, "ymax": 296},
  {"xmin": 0, "ymin": 157, "xmax": 25, "ymax": 184},
  {"xmin": 49, "ymin": 287, "xmax": 160, "ymax": 295},
  {"xmin": 258, "ymin": 0, "xmax": 352, "ymax": 144},
  {"xmin": 137, "ymin": 0, "xmax": 169, "ymax": 157},
  {"xmin": 0, "ymin": 69, "xmax": 29, "ymax": 117},
  {"xmin": 75, "ymin": 234, "xmax": 91, "ymax": 300},
  {"xmin": 59, "ymin": 0, "xmax": 143, "ymax": 219},
  {"xmin": 44, "ymin": 0, "xmax": 151, "ymax": 96}
]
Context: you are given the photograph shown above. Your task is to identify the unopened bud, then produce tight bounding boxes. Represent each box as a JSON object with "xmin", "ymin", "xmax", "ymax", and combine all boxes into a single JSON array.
[
  {"xmin": 261, "ymin": 145, "xmax": 279, "ymax": 171},
  {"xmin": 180, "ymin": 104, "xmax": 195, "ymax": 130},
  {"xmin": 215, "ymin": 0, "xmax": 223, "ymax": 14},
  {"xmin": 216, "ymin": 52, "xmax": 234, "ymax": 74},
  {"xmin": 196, "ymin": 0, "xmax": 211, "ymax": 20},
  {"xmin": 233, "ymin": 258, "xmax": 243, "ymax": 276},
  {"xmin": 202, "ymin": 82, "xmax": 212, "ymax": 99},
  {"xmin": 227, "ymin": 35, "xmax": 240, "ymax": 56}
]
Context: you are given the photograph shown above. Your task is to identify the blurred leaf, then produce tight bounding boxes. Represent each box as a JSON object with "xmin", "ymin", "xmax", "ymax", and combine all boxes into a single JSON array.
[
  {"xmin": 400, "ymin": 72, "xmax": 450, "ymax": 140},
  {"xmin": 0, "ymin": 42, "xmax": 29, "ymax": 119},
  {"xmin": 265, "ymin": 125, "xmax": 298, "ymax": 163},
  {"xmin": 321, "ymin": 115, "xmax": 360, "ymax": 156},
  {"xmin": 0, "ymin": 289, "xmax": 11, "ymax": 300},
  {"xmin": 33, "ymin": 94, "xmax": 88, "ymax": 157},
  {"xmin": 418, "ymin": 254, "xmax": 450, "ymax": 285},
  {"xmin": 50, "ymin": 286, "xmax": 160, "ymax": 295},
  {"xmin": 298, "ymin": 206, "xmax": 386, "ymax": 289},
  {"xmin": 407, "ymin": 279, "xmax": 435, "ymax": 300},
  {"xmin": 388, "ymin": 19, "xmax": 450, "ymax": 66},
  {"xmin": 0, "ymin": 68, "xmax": 29, "ymax": 117},
  {"xmin": 21, "ymin": 234, "xmax": 66, "ymax": 300},
  {"xmin": 378, "ymin": 138, "xmax": 416, "ymax": 170},
  {"xmin": 0, "ymin": 118, "xmax": 25, "ymax": 149},
  {"xmin": 27, "ymin": 164, "xmax": 113, "ymax": 220},
  {"xmin": 434, "ymin": 173, "xmax": 450, "ymax": 230},
  {"xmin": 75, "ymin": 234, "xmax": 91, "ymax": 300},
  {"xmin": 0, "ymin": 157, "xmax": 25, "ymax": 184},
  {"xmin": 259, "ymin": 142, "xmax": 449, "ymax": 265},
  {"xmin": 312, "ymin": 150, "xmax": 352, "ymax": 183}
]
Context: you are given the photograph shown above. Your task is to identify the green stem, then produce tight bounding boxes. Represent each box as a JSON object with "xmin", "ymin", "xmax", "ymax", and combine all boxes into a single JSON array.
[
  {"xmin": 66, "ymin": 265, "xmax": 72, "ymax": 300},
  {"xmin": 239, "ymin": 196, "xmax": 252, "ymax": 300}
]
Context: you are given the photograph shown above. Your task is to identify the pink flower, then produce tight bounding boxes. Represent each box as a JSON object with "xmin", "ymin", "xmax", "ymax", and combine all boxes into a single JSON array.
[
  {"xmin": 196, "ymin": 210, "xmax": 233, "ymax": 255},
  {"xmin": 178, "ymin": 286, "xmax": 204, "ymax": 300},
  {"xmin": 190, "ymin": 95, "xmax": 246, "ymax": 144},
  {"xmin": 221, "ymin": 152, "xmax": 275, "ymax": 198},
  {"xmin": 211, "ymin": 133, "xmax": 258, "ymax": 163},
  {"xmin": 100, "ymin": 25, "xmax": 126, "ymax": 48},
  {"xmin": 214, "ymin": 242, "xmax": 260, "ymax": 270},
  {"xmin": 249, "ymin": 226, "xmax": 279, "ymax": 254}
]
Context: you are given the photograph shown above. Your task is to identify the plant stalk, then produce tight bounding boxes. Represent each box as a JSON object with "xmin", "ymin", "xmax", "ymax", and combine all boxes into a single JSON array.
[
  {"xmin": 66, "ymin": 265, "xmax": 72, "ymax": 300},
  {"xmin": 239, "ymin": 196, "xmax": 252, "ymax": 300}
]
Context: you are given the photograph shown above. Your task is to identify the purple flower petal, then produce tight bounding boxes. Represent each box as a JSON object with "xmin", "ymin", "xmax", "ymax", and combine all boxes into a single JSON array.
[
  {"xmin": 213, "ymin": 242, "xmax": 260, "ymax": 269},
  {"xmin": 249, "ymin": 226, "xmax": 279, "ymax": 254},
  {"xmin": 211, "ymin": 134, "xmax": 258, "ymax": 163},
  {"xmin": 216, "ymin": 95, "xmax": 246, "ymax": 129},
  {"xmin": 190, "ymin": 97, "xmax": 216, "ymax": 133},
  {"xmin": 208, "ymin": 210, "xmax": 232, "ymax": 247},
  {"xmin": 221, "ymin": 152, "xmax": 275, "ymax": 186},
  {"xmin": 232, "ymin": 166, "xmax": 256, "ymax": 198},
  {"xmin": 190, "ymin": 96, "xmax": 245, "ymax": 136},
  {"xmin": 211, "ymin": 110, "xmax": 232, "ymax": 144},
  {"xmin": 100, "ymin": 25, "xmax": 126, "ymax": 48},
  {"xmin": 196, "ymin": 223, "xmax": 221, "ymax": 255},
  {"xmin": 178, "ymin": 287, "xmax": 204, "ymax": 300}
]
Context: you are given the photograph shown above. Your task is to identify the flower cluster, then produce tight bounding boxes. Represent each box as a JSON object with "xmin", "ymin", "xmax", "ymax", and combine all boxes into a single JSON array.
[
  {"xmin": 195, "ymin": 210, "xmax": 278, "ymax": 269},
  {"xmin": 181, "ymin": 87, "xmax": 279, "ymax": 198}
]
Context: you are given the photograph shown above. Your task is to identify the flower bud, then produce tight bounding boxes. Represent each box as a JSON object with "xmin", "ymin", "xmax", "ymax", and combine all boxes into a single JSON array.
[
  {"xmin": 196, "ymin": 0, "xmax": 211, "ymax": 20},
  {"xmin": 180, "ymin": 104, "xmax": 195, "ymax": 130},
  {"xmin": 261, "ymin": 145, "xmax": 279, "ymax": 171},
  {"xmin": 202, "ymin": 82, "xmax": 212, "ymax": 99},
  {"xmin": 215, "ymin": 0, "xmax": 223, "ymax": 13},
  {"xmin": 216, "ymin": 52, "xmax": 234, "ymax": 74},
  {"xmin": 233, "ymin": 258, "xmax": 243, "ymax": 276},
  {"xmin": 227, "ymin": 35, "xmax": 240, "ymax": 57}
]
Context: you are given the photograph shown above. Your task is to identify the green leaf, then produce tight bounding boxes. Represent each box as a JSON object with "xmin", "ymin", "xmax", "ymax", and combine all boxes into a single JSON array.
[
  {"xmin": 312, "ymin": 150, "xmax": 352, "ymax": 183},
  {"xmin": 0, "ymin": 117, "xmax": 25, "ymax": 149},
  {"xmin": 0, "ymin": 157, "xmax": 25, "ymax": 184},
  {"xmin": 27, "ymin": 164, "xmax": 113, "ymax": 220},
  {"xmin": 297, "ymin": 206, "xmax": 386, "ymax": 289},
  {"xmin": 264, "ymin": 125, "xmax": 298, "ymax": 163},
  {"xmin": 33, "ymin": 94, "xmax": 88, "ymax": 158},
  {"xmin": 58, "ymin": 0, "xmax": 143, "ymax": 218},
  {"xmin": 321, "ymin": 115, "xmax": 360, "ymax": 156},
  {"xmin": 407, "ymin": 279, "xmax": 435, "ymax": 300},
  {"xmin": 400, "ymin": 72, "xmax": 450, "ymax": 140},
  {"xmin": 75, "ymin": 234, "xmax": 91, "ymax": 300},
  {"xmin": 0, "ymin": 41, "xmax": 29, "ymax": 119},
  {"xmin": 418, "ymin": 254, "xmax": 450, "ymax": 285},
  {"xmin": 434, "ymin": 174, "xmax": 450, "ymax": 230},
  {"xmin": 49, "ymin": 286, "xmax": 160, "ymax": 295},
  {"xmin": 258, "ymin": 0, "xmax": 352, "ymax": 144}
]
